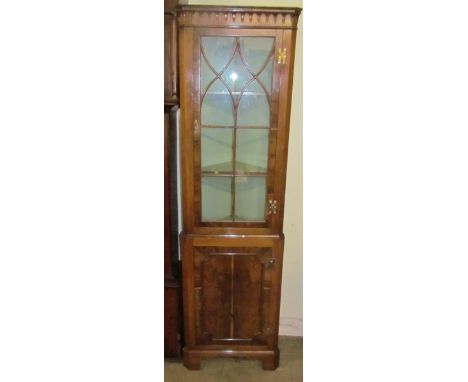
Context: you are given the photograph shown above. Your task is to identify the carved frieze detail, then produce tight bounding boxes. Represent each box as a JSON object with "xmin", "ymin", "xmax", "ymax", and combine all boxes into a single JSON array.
[{"xmin": 177, "ymin": 6, "xmax": 301, "ymax": 29}]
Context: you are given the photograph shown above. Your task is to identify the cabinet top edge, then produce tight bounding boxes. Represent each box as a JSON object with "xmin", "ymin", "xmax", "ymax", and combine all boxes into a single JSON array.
[
  {"xmin": 177, "ymin": 5, "xmax": 302, "ymax": 14},
  {"xmin": 177, "ymin": 5, "xmax": 302, "ymax": 29}
]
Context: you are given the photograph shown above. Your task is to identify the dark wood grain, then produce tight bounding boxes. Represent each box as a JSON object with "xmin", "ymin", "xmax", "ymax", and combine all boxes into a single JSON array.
[
  {"xmin": 198, "ymin": 251, "xmax": 231, "ymax": 341},
  {"xmin": 233, "ymin": 253, "xmax": 263, "ymax": 339},
  {"xmin": 164, "ymin": 110, "xmax": 172, "ymax": 278},
  {"xmin": 164, "ymin": 0, "xmax": 188, "ymax": 102},
  {"xmin": 164, "ymin": 282, "xmax": 179, "ymax": 356},
  {"xmin": 164, "ymin": 0, "xmax": 184, "ymax": 358},
  {"xmin": 164, "ymin": 106, "xmax": 181, "ymax": 357},
  {"xmin": 181, "ymin": 234, "xmax": 284, "ymax": 369},
  {"xmin": 164, "ymin": 12, "xmax": 176, "ymax": 102}
]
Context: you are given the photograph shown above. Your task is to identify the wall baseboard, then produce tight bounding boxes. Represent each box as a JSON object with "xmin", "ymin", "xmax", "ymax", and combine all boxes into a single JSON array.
[{"xmin": 279, "ymin": 317, "xmax": 303, "ymax": 337}]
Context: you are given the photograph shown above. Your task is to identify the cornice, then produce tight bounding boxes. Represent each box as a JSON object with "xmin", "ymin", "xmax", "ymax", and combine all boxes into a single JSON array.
[{"xmin": 177, "ymin": 5, "xmax": 302, "ymax": 30}]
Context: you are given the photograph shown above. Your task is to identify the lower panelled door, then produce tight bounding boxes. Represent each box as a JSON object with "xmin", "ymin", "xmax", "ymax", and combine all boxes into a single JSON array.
[{"xmin": 191, "ymin": 245, "xmax": 280, "ymax": 347}]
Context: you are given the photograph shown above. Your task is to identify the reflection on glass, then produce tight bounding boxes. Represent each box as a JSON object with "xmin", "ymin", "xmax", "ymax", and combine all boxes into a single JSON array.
[
  {"xmin": 239, "ymin": 37, "xmax": 274, "ymax": 74},
  {"xmin": 236, "ymin": 129, "xmax": 269, "ymax": 173},
  {"xmin": 258, "ymin": 58, "xmax": 273, "ymax": 94},
  {"xmin": 235, "ymin": 177, "xmax": 266, "ymax": 221},
  {"xmin": 202, "ymin": 177, "xmax": 232, "ymax": 221},
  {"xmin": 202, "ymin": 79, "xmax": 234, "ymax": 126},
  {"xmin": 201, "ymin": 128, "xmax": 233, "ymax": 172},
  {"xmin": 221, "ymin": 55, "xmax": 253, "ymax": 98},
  {"xmin": 200, "ymin": 36, "xmax": 274, "ymax": 223},
  {"xmin": 201, "ymin": 37, "xmax": 236, "ymax": 72},
  {"xmin": 237, "ymin": 82, "xmax": 270, "ymax": 126},
  {"xmin": 201, "ymin": 55, "xmax": 216, "ymax": 94}
]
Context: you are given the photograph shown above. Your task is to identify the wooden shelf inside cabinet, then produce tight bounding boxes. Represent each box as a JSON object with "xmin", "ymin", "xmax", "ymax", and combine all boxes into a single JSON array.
[
  {"xmin": 202, "ymin": 161, "xmax": 267, "ymax": 176},
  {"xmin": 178, "ymin": 4, "xmax": 301, "ymax": 370}
]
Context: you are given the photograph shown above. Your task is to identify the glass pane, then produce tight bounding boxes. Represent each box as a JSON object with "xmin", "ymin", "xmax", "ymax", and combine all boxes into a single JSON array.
[
  {"xmin": 199, "ymin": 36, "xmax": 275, "ymax": 225},
  {"xmin": 201, "ymin": 55, "xmax": 216, "ymax": 94},
  {"xmin": 236, "ymin": 129, "xmax": 269, "ymax": 173},
  {"xmin": 202, "ymin": 37, "xmax": 236, "ymax": 73},
  {"xmin": 202, "ymin": 79, "xmax": 234, "ymax": 126},
  {"xmin": 237, "ymin": 81, "xmax": 270, "ymax": 127},
  {"xmin": 206, "ymin": 77, "xmax": 230, "ymax": 93},
  {"xmin": 221, "ymin": 54, "xmax": 253, "ymax": 99},
  {"xmin": 258, "ymin": 58, "xmax": 273, "ymax": 94},
  {"xmin": 202, "ymin": 177, "xmax": 232, "ymax": 221},
  {"xmin": 239, "ymin": 37, "xmax": 274, "ymax": 74},
  {"xmin": 235, "ymin": 177, "xmax": 266, "ymax": 221},
  {"xmin": 201, "ymin": 128, "xmax": 233, "ymax": 173}
]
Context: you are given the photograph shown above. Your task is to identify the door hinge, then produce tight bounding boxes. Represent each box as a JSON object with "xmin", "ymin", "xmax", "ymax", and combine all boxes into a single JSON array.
[
  {"xmin": 277, "ymin": 48, "xmax": 287, "ymax": 64},
  {"xmin": 268, "ymin": 199, "xmax": 277, "ymax": 215}
]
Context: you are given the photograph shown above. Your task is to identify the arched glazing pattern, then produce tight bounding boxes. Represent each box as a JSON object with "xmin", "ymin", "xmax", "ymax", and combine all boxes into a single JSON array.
[{"xmin": 200, "ymin": 36, "xmax": 274, "ymax": 222}]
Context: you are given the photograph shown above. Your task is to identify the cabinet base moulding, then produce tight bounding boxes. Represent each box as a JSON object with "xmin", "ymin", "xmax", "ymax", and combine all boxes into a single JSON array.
[{"xmin": 182, "ymin": 347, "xmax": 279, "ymax": 370}]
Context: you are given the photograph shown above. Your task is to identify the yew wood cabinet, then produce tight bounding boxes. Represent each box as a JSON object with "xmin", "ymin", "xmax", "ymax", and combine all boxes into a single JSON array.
[{"xmin": 177, "ymin": 5, "xmax": 301, "ymax": 370}]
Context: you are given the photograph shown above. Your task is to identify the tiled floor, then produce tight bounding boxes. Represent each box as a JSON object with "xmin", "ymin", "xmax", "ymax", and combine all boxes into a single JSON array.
[{"xmin": 164, "ymin": 336, "xmax": 302, "ymax": 382}]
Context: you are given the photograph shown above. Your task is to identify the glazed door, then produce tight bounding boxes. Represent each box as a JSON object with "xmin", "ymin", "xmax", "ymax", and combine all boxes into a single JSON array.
[
  {"xmin": 192, "ymin": 246, "xmax": 279, "ymax": 346},
  {"xmin": 192, "ymin": 29, "xmax": 283, "ymax": 229}
]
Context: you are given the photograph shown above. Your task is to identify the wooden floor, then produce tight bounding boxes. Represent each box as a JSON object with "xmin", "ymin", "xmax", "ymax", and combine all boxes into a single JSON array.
[{"xmin": 164, "ymin": 336, "xmax": 302, "ymax": 382}]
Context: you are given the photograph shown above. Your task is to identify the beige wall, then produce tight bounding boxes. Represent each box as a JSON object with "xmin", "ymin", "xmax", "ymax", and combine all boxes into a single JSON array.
[{"xmin": 186, "ymin": 0, "xmax": 303, "ymax": 336}]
